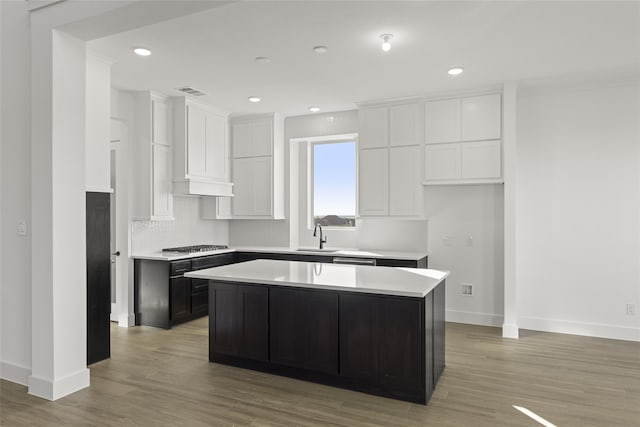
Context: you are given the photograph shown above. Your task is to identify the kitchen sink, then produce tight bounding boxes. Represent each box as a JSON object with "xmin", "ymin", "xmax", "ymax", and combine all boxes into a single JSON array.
[{"xmin": 295, "ymin": 248, "xmax": 338, "ymax": 253}]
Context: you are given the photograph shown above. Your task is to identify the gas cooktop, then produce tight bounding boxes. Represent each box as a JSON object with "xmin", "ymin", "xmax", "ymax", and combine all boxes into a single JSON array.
[{"xmin": 162, "ymin": 244, "xmax": 229, "ymax": 253}]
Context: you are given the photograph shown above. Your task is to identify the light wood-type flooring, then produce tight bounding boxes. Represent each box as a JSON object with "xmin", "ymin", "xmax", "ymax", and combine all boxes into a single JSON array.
[{"xmin": 2, "ymin": 319, "xmax": 639, "ymax": 426}]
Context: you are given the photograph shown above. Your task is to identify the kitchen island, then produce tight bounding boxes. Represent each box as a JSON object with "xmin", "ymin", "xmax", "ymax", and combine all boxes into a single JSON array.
[{"xmin": 186, "ymin": 259, "xmax": 448, "ymax": 404}]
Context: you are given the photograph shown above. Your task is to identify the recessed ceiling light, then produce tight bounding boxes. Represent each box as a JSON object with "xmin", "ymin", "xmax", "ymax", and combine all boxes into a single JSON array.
[
  {"xmin": 255, "ymin": 56, "xmax": 271, "ymax": 64},
  {"xmin": 313, "ymin": 46, "xmax": 328, "ymax": 54},
  {"xmin": 309, "ymin": 106, "xmax": 320, "ymax": 112},
  {"xmin": 248, "ymin": 96, "xmax": 261, "ymax": 103},
  {"xmin": 380, "ymin": 34, "xmax": 393, "ymax": 52},
  {"xmin": 448, "ymin": 67, "xmax": 464, "ymax": 76},
  {"xmin": 133, "ymin": 47, "xmax": 151, "ymax": 56}
]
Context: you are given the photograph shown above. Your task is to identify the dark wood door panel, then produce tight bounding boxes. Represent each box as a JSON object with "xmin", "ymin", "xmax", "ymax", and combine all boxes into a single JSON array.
[
  {"xmin": 170, "ymin": 276, "xmax": 191, "ymax": 322},
  {"xmin": 269, "ymin": 288, "xmax": 307, "ymax": 368},
  {"xmin": 239, "ymin": 285, "xmax": 269, "ymax": 361},
  {"xmin": 211, "ymin": 282, "xmax": 237, "ymax": 355},
  {"xmin": 339, "ymin": 294, "xmax": 379, "ymax": 381},
  {"xmin": 305, "ymin": 292, "xmax": 338, "ymax": 374}
]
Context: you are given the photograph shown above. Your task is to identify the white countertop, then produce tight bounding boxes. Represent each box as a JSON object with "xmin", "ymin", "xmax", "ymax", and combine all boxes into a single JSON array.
[
  {"xmin": 132, "ymin": 246, "xmax": 428, "ymax": 262},
  {"xmin": 185, "ymin": 259, "xmax": 448, "ymax": 298}
]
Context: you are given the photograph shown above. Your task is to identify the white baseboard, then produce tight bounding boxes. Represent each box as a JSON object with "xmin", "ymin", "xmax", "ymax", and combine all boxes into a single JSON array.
[
  {"xmin": 502, "ymin": 323, "xmax": 520, "ymax": 339},
  {"xmin": 519, "ymin": 316, "xmax": 640, "ymax": 342},
  {"xmin": 0, "ymin": 361, "xmax": 31, "ymax": 386},
  {"xmin": 118, "ymin": 313, "xmax": 135, "ymax": 327},
  {"xmin": 446, "ymin": 309, "xmax": 503, "ymax": 327},
  {"xmin": 28, "ymin": 368, "xmax": 90, "ymax": 401}
]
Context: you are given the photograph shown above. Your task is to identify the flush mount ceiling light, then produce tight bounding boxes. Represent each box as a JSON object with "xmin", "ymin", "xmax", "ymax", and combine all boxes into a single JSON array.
[
  {"xmin": 380, "ymin": 34, "xmax": 393, "ymax": 52},
  {"xmin": 448, "ymin": 67, "xmax": 464, "ymax": 76},
  {"xmin": 133, "ymin": 47, "xmax": 151, "ymax": 56},
  {"xmin": 309, "ymin": 106, "xmax": 320, "ymax": 112},
  {"xmin": 255, "ymin": 56, "xmax": 271, "ymax": 64},
  {"xmin": 313, "ymin": 46, "xmax": 329, "ymax": 54},
  {"xmin": 248, "ymin": 96, "xmax": 261, "ymax": 103}
]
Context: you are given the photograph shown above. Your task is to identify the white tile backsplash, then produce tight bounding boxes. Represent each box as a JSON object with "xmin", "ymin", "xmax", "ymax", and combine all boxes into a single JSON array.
[{"xmin": 131, "ymin": 196, "xmax": 229, "ymax": 253}]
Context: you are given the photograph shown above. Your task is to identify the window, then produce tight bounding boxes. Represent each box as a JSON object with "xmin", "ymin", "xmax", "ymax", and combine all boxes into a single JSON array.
[{"xmin": 311, "ymin": 140, "xmax": 356, "ymax": 228}]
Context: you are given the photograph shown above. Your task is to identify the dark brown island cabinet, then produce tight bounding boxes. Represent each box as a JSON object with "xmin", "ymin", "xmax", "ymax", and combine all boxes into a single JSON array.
[
  {"xmin": 134, "ymin": 251, "xmax": 427, "ymax": 329},
  {"xmin": 207, "ymin": 275, "xmax": 445, "ymax": 404}
]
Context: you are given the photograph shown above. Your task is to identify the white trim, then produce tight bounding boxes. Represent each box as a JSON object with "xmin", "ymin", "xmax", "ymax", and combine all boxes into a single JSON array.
[
  {"xmin": 0, "ymin": 361, "xmax": 31, "ymax": 386},
  {"xmin": 502, "ymin": 323, "xmax": 520, "ymax": 339},
  {"xmin": 118, "ymin": 313, "xmax": 136, "ymax": 327},
  {"xmin": 85, "ymin": 186, "xmax": 113, "ymax": 193},
  {"xmin": 290, "ymin": 133, "xmax": 358, "ymax": 145},
  {"xmin": 446, "ymin": 309, "xmax": 503, "ymax": 327},
  {"xmin": 28, "ymin": 368, "xmax": 90, "ymax": 401},
  {"xmin": 423, "ymin": 179, "xmax": 504, "ymax": 186},
  {"xmin": 519, "ymin": 317, "xmax": 640, "ymax": 343}
]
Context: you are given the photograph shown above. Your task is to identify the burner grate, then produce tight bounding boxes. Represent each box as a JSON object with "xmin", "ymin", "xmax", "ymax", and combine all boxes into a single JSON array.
[{"xmin": 162, "ymin": 244, "xmax": 229, "ymax": 253}]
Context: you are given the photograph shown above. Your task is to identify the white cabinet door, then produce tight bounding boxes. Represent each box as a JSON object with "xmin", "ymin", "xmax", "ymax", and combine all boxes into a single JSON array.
[
  {"xmin": 152, "ymin": 99, "xmax": 169, "ymax": 146},
  {"xmin": 390, "ymin": 103, "xmax": 420, "ymax": 147},
  {"xmin": 461, "ymin": 94, "xmax": 501, "ymax": 141},
  {"xmin": 252, "ymin": 121, "xmax": 273, "ymax": 157},
  {"xmin": 152, "ymin": 144, "xmax": 172, "ymax": 218},
  {"xmin": 232, "ymin": 123, "xmax": 252, "ymax": 158},
  {"xmin": 358, "ymin": 148, "xmax": 389, "ymax": 216},
  {"xmin": 252, "ymin": 156, "xmax": 272, "ymax": 216},
  {"xmin": 231, "ymin": 158, "xmax": 253, "ymax": 216},
  {"xmin": 460, "ymin": 140, "xmax": 501, "ymax": 179},
  {"xmin": 187, "ymin": 106, "xmax": 206, "ymax": 177},
  {"xmin": 424, "ymin": 143, "xmax": 461, "ymax": 181},
  {"xmin": 359, "ymin": 107, "xmax": 389, "ymax": 149},
  {"xmin": 389, "ymin": 146, "xmax": 421, "ymax": 216},
  {"xmin": 205, "ymin": 113, "xmax": 227, "ymax": 180},
  {"xmin": 424, "ymin": 98, "xmax": 461, "ymax": 144},
  {"xmin": 217, "ymin": 196, "xmax": 232, "ymax": 219}
]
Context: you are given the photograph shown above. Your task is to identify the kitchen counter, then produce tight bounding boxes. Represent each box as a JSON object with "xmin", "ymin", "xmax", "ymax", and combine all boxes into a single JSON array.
[
  {"xmin": 132, "ymin": 246, "xmax": 428, "ymax": 262},
  {"xmin": 185, "ymin": 259, "xmax": 447, "ymax": 298}
]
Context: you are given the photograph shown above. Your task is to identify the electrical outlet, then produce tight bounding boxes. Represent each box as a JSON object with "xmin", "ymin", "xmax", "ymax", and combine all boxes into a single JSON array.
[
  {"xmin": 466, "ymin": 236, "xmax": 474, "ymax": 247},
  {"xmin": 627, "ymin": 304, "xmax": 636, "ymax": 316},
  {"xmin": 461, "ymin": 283, "xmax": 473, "ymax": 296},
  {"xmin": 17, "ymin": 220, "xmax": 27, "ymax": 236}
]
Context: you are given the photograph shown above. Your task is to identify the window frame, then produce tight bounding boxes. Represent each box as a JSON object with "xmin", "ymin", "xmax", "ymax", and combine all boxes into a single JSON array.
[{"xmin": 307, "ymin": 135, "xmax": 358, "ymax": 231}]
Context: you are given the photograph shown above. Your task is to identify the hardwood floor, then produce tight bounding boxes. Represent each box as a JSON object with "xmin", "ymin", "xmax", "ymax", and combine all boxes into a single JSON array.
[{"xmin": 2, "ymin": 319, "xmax": 639, "ymax": 426}]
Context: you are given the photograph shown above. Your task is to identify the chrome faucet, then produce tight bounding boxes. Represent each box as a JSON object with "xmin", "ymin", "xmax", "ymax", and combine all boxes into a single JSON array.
[{"xmin": 313, "ymin": 224, "xmax": 327, "ymax": 249}]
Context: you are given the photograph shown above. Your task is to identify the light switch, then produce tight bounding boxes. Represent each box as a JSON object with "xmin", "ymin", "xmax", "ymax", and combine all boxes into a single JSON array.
[{"xmin": 17, "ymin": 220, "xmax": 27, "ymax": 236}]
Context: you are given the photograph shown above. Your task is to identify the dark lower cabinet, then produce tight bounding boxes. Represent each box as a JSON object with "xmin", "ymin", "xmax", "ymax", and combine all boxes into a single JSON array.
[
  {"xmin": 379, "ymin": 297, "xmax": 424, "ymax": 395},
  {"xmin": 433, "ymin": 282, "xmax": 446, "ymax": 384},
  {"xmin": 190, "ymin": 279, "xmax": 209, "ymax": 317},
  {"xmin": 170, "ymin": 276, "xmax": 191, "ymax": 322},
  {"xmin": 270, "ymin": 288, "xmax": 338, "ymax": 374},
  {"xmin": 339, "ymin": 294, "xmax": 379, "ymax": 382},
  {"xmin": 210, "ymin": 282, "xmax": 269, "ymax": 361},
  {"xmin": 86, "ymin": 192, "xmax": 111, "ymax": 365}
]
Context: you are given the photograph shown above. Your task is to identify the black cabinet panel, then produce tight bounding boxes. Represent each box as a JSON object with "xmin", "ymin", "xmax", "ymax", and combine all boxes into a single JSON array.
[
  {"xmin": 170, "ymin": 260, "xmax": 191, "ymax": 276},
  {"xmin": 86, "ymin": 192, "xmax": 111, "ymax": 365},
  {"xmin": 339, "ymin": 294, "xmax": 379, "ymax": 381},
  {"xmin": 239, "ymin": 286, "xmax": 269, "ymax": 361},
  {"xmin": 192, "ymin": 253, "xmax": 238, "ymax": 270},
  {"xmin": 433, "ymin": 282, "xmax": 446, "ymax": 384},
  {"xmin": 270, "ymin": 287, "xmax": 338, "ymax": 374},
  {"xmin": 210, "ymin": 282, "xmax": 269, "ymax": 361},
  {"xmin": 191, "ymin": 291, "xmax": 209, "ymax": 317},
  {"xmin": 379, "ymin": 297, "xmax": 424, "ymax": 395},
  {"xmin": 170, "ymin": 276, "xmax": 191, "ymax": 322}
]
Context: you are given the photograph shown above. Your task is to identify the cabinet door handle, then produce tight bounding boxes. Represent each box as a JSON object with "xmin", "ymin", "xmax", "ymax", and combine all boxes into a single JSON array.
[
  {"xmin": 333, "ymin": 257, "xmax": 376, "ymax": 266},
  {"xmin": 112, "ymin": 251, "xmax": 121, "ymax": 256}
]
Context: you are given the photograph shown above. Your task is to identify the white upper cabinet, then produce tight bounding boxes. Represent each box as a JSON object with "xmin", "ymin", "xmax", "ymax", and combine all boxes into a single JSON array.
[
  {"xmin": 461, "ymin": 94, "xmax": 501, "ymax": 141},
  {"xmin": 358, "ymin": 107, "xmax": 388, "ymax": 149},
  {"xmin": 423, "ymin": 92, "xmax": 503, "ymax": 185},
  {"xmin": 424, "ymin": 98, "xmax": 461, "ymax": 144},
  {"xmin": 230, "ymin": 114, "xmax": 284, "ymax": 219},
  {"xmin": 358, "ymin": 103, "xmax": 424, "ymax": 218},
  {"xmin": 173, "ymin": 97, "xmax": 233, "ymax": 197},
  {"xmin": 389, "ymin": 145, "xmax": 423, "ymax": 216},
  {"xmin": 358, "ymin": 148, "xmax": 389, "ymax": 216},
  {"xmin": 132, "ymin": 91, "xmax": 173, "ymax": 220},
  {"xmin": 460, "ymin": 140, "xmax": 501, "ymax": 179},
  {"xmin": 390, "ymin": 103, "xmax": 421, "ymax": 147}
]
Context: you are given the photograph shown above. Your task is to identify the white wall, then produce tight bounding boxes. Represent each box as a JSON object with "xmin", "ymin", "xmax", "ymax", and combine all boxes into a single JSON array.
[
  {"xmin": 132, "ymin": 196, "xmax": 229, "ymax": 253},
  {"xmin": 0, "ymin": 0, "xmax": 32, "ymax": 385},
  {"xmin": 85, "ymin": 51, "xmax": 111, "ymax": 193},
  {"xmin": 517, "ymin": 79, "xmax": 640, "ymax": 341},
  {"xmin": 426, "ymin": 185, "xmax": 505, "ymax": 326}
]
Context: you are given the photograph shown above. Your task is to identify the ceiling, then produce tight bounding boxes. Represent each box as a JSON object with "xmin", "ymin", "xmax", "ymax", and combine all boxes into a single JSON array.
[{"xmin": 88, "ymin": 1, "xmax": 640, "ymax": 117}]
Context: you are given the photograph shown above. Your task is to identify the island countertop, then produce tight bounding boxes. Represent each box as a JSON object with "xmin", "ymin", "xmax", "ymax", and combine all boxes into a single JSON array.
[{"xmin": 184, "ymin": 259, "xmax": 448, "ymax": 298}]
